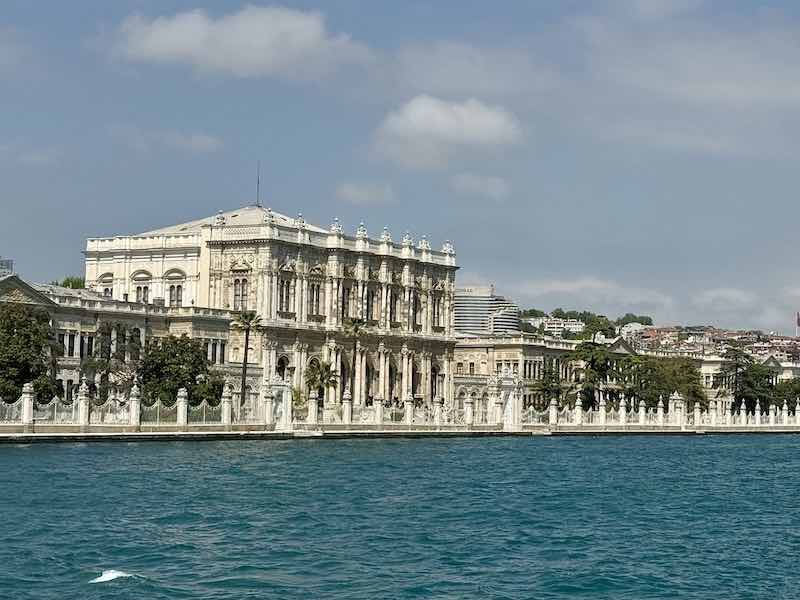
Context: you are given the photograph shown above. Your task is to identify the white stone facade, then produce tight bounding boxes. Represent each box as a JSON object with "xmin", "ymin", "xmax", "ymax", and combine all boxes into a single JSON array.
[{"xmin": 83, "ymin": 206, "xmax": 458, "ymax": 409}]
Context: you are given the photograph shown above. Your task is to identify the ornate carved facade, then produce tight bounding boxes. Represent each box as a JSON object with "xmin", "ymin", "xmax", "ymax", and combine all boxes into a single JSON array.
[{"xmin": 84, "ymin": 205, "xmax": 458, "ymax": 409}]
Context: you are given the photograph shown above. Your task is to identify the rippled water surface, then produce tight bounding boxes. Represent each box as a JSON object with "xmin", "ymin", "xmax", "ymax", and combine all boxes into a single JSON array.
[{"xmin": 2, "ymin": 436, "xmax": 799, "ymax": 599}]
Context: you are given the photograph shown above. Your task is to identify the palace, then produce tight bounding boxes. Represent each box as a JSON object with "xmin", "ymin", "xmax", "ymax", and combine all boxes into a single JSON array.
[{"xmin": 82, "ymin": 205, "xmax": 458, "ymax": 412}]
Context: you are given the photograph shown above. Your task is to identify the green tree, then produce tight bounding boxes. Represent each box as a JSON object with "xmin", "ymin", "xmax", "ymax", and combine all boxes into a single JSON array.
[
  {"xmin": 304, "ymin": 360, "xmax": 338, "ymax": 405},
  {"xmin": 0, "ymin": 303, "xmax": 60, "ymax": 402},
  {"xmin": 774, "ymin": 379, "xmax": 800, "ymax": 407},
  {"xmin": 616, "ymin": 313, "xmax": 654, "ymax": 326},
  {"xmin": 232, "ymin": 310, "xmax": 263, "ymax": 407},
  {"xmin": 530, "ymin": 359, "xmax": 563, "ymax": 407},
  {"xmin": 50, "ymin": 276, "xmax": 85, "ymax": 289},
  {"xmin": 80, "ymin": 322, "xmax": 139, "ymax": 401},
  {"xmin": 138, "ymin": 335, "xmax": 223, "ymax": 404},
  {"xmin": 718, "ymin": 346, "xmax": 774, "ymax": 412},
  {"xmin": 343, "ymin": 318, "xmax": 366, "ymax": 399},
  {"xmin": 567, "ymin": 342, "xmax": 620, "ymax": 409},
  {"xmin": 520, "ymin": 308, "xmax": 547, "ymax": 318}
]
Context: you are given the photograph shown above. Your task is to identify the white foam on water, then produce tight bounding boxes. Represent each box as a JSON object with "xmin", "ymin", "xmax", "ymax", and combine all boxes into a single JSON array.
[{"xmin": 89, "ymin": 570, "xmax": 133, "ymax": 584}]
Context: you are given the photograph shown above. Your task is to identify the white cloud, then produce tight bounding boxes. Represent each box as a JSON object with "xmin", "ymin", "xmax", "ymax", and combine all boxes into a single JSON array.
[
  {"xmin": 17, "ymin": 147, "xmax": 62, "ymax": 167},
  {"xmin": 0, "ymin": 29, "xmax": 26, "ymax": 72},
  {"xmin": 510, "ymin": 276, "xmax": 675, "ymax": 317},
  {"xmin": 0, "ymin": 143, "xmax": 61, "ymax": 167},
  {"xmin": 693, "ymin": 288, "xmax": 758, "ymax": 312},
  {"xmin": 450, "ymin": 173, "xmax": 509, "ymax": 202},
  {"xmin": 335, "ymin": 182, "xmax": 395, "ymax": 206},
  {"xmin": 375, "ymin": 95, "xmax": 522, "ymax": 169},
  {"xmin": 115, "ymin": 6, "xmax": 372, "ymax": 80},
  {"xmin": 109, "ymin": 125, "xmax": 223, "ymax": 153},
  {"xmin": 394, "ymin": 41, "xmax": 558, "ymax": 97},
  {"xmin": 610, "ymin": 0, "xmax": 705, "ymax": 21}
]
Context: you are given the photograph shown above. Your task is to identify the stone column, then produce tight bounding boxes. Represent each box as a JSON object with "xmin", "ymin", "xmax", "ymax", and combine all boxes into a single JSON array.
[
  {"xmin": 433, "ymin": 396, "xmax": 443, "ymax": 427},
  {"xmin": 400, "ymin": 348, "xmax": 409, "ymax": 401},
  {"xmin": 264, "ymin": 387, "xmax": 274, "ymax": 428},
  {"xmin": 177, "ymin": 388, "xmax": 188, "ymax": 431},
  {"xmin": 342, "ymin": 386, "xmax": 353, "ymax": 425},
  {"xmin": 404, "ymin": 393, "xmax": 414, "ymax": 425},
  {"xmin": 694, "ymin": 401, "xmax": 701, "ymax": 428},
  {"xmin": 21, "ymin": 382, "xmax": 35, "ymax": 433},
  {"xmin": 373, "ymin": 396, "xmax": 384, "ymax": 425},
  {"xmin": 77, "ymin": 378, "xmax": 90, "ymax": 432},
  {"xmin": 739, "ymin": 400, "xmax": 747, "ymax": 425},
  {"xmin": 598, "ymin": 394, "xmax": 607, "ymax": 426},
  {"xmin": 307, "ymin": 390, "xmax": 318, "ymax": 425},
  {"xmin": 353, "ymin": 347, "xmax": 362, "ymax": 407},
  {"xmin": 129, "ymin": 383, "xmax": 141, "ymax": 430},
  {"xmin": 494, "ymin": 394, "xmax": 504, "ymax": 426},
  {"xmin": 549, "ymin": 397, "xmax": 558, "ymax": 427},
  {"xmin": 710, "ymin": 399, "xmax": 717, "ymax": 426},
  {"xmin": 770, "ymin": 404, "xmax": 777, "ymax": 426},
  {"xmin": 464, "ymin": 394, "xmax": 474, "ymax": 427},
  {"xmin": 281, "ymin": 385, "xmax": 293, "ymax": 430},
  {"xmin": 619, "ymin": 397, "xmax": 627, "ymax": 426},
  {"xmin": 638, "ymin": 399, "xmax": 646, "ymax": 425},
  {"xmin": 221, "ymin": 387, "xmax": 232, "ymax": 431},
  {"xmin": 574, "ymin": 398, "xmax": 583, "ymax": 425},
  {"xmin": 726, "ymin": 402, "xmax": 733, "ymax": 426},
  {"xmin": 755, "ymin": 401, "xmax": 761, "ymax": 426},
  {"xmin": 657, "ymin": 397, "xmax": 664, "ymax": 427},
  {"xmin": 796, "ymin": 400, "xmax": 800, "ymax": 425},
  {"xmin": 782, "ymin": 400, "xmax": 789, "ymax": 425}
]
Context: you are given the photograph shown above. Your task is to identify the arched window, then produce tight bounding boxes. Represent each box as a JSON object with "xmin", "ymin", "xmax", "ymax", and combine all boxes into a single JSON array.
[
  {"xmin": 276, "ymin": 356, "xmax": 289, "ymax": 381},
  {"xmin": 131, "ymin": 271, "xmax": 152, "ymax": 304},
  {"xmin": 169, "ymin": 284, "xmax": 183, "ymax": 307},
  {"xmin": 233, "ymin": 278, "xmax": 249, "ymax": 311}
]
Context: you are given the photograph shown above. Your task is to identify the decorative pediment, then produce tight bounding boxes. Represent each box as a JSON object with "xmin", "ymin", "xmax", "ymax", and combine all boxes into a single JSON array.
[
  {"xmin": 309, "ymin": 264, "xmax": 325, "ymax": 276},
  {"xmin": 280, "ymin": 259, "xmax": 297, "ymax": 273},
  {"xmin": 228, "ymin": 255, "xmax": 254, "ymax": 272},
  {"xmin": 0, "ymin": 276, "xmax": 58, "ymax": 307}
]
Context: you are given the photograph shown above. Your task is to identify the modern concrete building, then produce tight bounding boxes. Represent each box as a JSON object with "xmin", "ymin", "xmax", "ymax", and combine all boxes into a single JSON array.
[
  {"xmin": 454, "ymin": 285, "xmax": 520, "ymax": 337},
  {"xmin": 0, "ymin": 257, "xmax": 13, "ymax": 277}
]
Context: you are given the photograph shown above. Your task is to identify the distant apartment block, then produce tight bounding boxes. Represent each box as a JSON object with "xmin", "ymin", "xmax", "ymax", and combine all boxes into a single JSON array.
[{"xmin": 525, "ymin": 316, "xmax": 585, "ymax": 337}]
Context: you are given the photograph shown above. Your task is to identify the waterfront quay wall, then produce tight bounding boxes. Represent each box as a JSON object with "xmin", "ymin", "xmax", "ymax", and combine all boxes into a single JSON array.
[{"xmin": 4, "ymin": 381, "xmax": 800, "ymax": 442}]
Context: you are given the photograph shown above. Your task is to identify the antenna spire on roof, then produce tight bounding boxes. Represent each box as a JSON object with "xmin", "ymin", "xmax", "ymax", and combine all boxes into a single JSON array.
[{"xmin": 256, "ymin": 160, "xmax": 261, "ymax": 207}]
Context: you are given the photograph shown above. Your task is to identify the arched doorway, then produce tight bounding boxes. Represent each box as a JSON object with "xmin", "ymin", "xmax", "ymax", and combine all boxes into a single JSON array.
[{"xmin": 276, "ymin": 356, "xmax": 289, "ymax": 382}]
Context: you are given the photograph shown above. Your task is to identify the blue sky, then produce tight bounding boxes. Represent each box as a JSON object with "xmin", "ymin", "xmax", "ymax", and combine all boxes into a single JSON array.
[{"xmin": 3, "ymin": 0, "xmax": 800, "ymax": 332}]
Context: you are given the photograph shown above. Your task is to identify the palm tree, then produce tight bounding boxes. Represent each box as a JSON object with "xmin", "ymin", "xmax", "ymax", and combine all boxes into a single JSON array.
[
  {"xmin": 304, "ymin": 360, "xmax": 338, "ymax": 406},
  {"xmin": 232, "ymin": 310, "xmax": 263, "ymax": 408},
  {"xmin": 343, "ymin": 318, "xmax": 366, "ymax": 400}
]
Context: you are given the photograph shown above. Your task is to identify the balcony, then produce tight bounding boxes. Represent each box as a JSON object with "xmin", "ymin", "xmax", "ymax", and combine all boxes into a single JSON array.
[
  {"xmin": 307, "ymin": 314, "xmax": 325, "ymax": 323},
  {"xmin": 277, "ymin": 311, "xmax": 297, "ymax": 321}
]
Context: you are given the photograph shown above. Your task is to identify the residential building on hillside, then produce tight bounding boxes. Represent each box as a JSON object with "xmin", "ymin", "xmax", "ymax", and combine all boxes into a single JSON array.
[{"xmin": 525, "ymin": 316, "xmax": 585, "ymax": 337}]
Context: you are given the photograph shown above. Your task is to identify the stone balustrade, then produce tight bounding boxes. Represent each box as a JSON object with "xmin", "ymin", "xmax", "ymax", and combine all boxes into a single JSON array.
[{"xmin": 5, "ymin": 380, "xmax": 800, "ymax": 435}]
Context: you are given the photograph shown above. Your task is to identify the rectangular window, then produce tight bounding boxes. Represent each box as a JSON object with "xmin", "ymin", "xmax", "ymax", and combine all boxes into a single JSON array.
[
  {"xmin": 219, "ymin": 342, "xmax": 226, "ymax": 364},
  {"xmin": 211, "ymin": 342, "xmax": 217, "ymax": 364},
  {"xmin": 469, "ymin": 363, "xmax": 475, "ymax": 375},
  {"xmin": 456, "ymin": 362, "xmax": 464, "ymax": 375},
  {"xmin": 86, "ymin": 336, "xmax": 94, "ymax": 357},
  {"xmin": 68, "ymin": 333, "xmax": 75, "ymax": 358}
]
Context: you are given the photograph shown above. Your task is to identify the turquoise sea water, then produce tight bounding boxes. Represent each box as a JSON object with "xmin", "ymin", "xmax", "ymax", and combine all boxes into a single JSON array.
[{"xmin": 1, "ymin": 436, "xmax": 798, "ymax": 599}]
